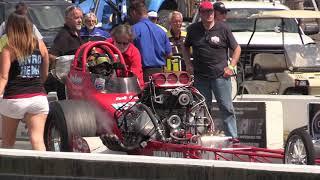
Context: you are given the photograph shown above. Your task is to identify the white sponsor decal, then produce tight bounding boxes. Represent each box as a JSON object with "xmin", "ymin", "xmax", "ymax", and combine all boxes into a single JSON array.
[
  {"xmin": 210, "ymin": 36, "xmax": 220, "ymax": 44},
  {"xmin": 112, "ymin": 102, "xmax": 136, "ymax": 110},
  {"xmin": 115, "ymin": 96, "xmax": 139, "ymax": 101},
  {"xmin": 153, "ymin": 151, "xmax": 184, "ymax": 158},
  {"xmin": 116, "ymin": 96, "xmax": 128, "ymax": 101}
]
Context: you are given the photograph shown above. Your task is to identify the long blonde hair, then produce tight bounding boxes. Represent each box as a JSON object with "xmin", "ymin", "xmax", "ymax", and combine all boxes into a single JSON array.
[{"xmin": 6, "ymin": 12, "xmax": 36, "ymax": 60}]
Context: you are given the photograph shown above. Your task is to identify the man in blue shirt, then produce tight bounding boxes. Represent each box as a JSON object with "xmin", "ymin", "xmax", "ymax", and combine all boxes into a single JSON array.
[
  {"xmin": 80, "ymin": 12, "xmax": 110, "ymax": 42},
  {"xmin": 128, "ymin": 2, "xmax": 172, "ymax": 82}
]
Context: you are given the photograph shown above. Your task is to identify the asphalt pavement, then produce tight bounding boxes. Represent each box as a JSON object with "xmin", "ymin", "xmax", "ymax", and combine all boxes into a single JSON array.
[{"xmin": 0, "ymin": 139, "xmax": 32, "ymax": 150}]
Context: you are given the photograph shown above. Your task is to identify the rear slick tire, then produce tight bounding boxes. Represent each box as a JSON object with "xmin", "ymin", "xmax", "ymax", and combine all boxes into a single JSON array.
[
  {"xmin": 44, "ymin": 100, "xmax": 97, "ymax": 152},
  {"xmin": 284, "ymin": 128, "xmax": 315, "ymax": 165}
]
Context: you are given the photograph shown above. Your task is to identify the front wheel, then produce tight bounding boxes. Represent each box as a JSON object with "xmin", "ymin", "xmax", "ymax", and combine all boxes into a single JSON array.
[{"xmin": 284, "ymin": 128, "xmax": 315, "ymax": 165}]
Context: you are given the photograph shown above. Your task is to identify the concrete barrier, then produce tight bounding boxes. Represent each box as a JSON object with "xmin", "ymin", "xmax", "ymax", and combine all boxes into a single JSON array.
[
  {"xmin": 212, "ymin": 101, "xmax": 283, "ymax": 149},
  {"xmin": 235, "ymin": 94, "xmax": 320, "ymax": 138},
  {"xmin": 0, "ymin": 148, "xmax": 319, "ymax": 180}
]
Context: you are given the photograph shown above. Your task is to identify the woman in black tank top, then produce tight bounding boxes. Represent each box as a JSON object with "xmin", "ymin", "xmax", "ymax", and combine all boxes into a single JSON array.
[{"xmin": 0, "ymin": 12, "xmax": 49, "ymax": 151}]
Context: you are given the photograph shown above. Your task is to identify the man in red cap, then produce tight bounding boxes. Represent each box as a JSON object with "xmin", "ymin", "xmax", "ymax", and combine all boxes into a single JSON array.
[{"xmin": 182, "ymin": 1, "xmax": 241, "ymax": 139}]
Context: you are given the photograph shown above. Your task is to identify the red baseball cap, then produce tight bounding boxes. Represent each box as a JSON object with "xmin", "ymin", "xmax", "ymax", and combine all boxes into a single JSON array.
[{"xmin": 199, "ymin": 1, "xmax": 213, "ymax": 11}]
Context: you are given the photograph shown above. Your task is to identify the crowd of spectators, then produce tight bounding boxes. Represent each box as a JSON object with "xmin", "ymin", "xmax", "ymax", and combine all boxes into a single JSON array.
[{"xmin": 0, "ymin": 0, "xmax": 240, "ymax": 149}]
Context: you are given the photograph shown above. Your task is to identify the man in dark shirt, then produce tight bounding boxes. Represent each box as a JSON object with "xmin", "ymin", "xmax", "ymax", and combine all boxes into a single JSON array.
[
  {"xmin": 49, "ymin": 5, "xmax": 83, "ymax": 60},
  {"xmin": 47, "ymin": 5, "xmax": 83, "ymax": 99},
  {"xmin": 182, "ymin": 1, "xmax": 241, "ymax": 139}
]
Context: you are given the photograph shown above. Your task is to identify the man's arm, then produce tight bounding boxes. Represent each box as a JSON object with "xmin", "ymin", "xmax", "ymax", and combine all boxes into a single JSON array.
[
  {"xmin": 223, "ymin": 45, "xmax": 241, "ymax": 78},
  {"xmin": 181, "ymin": 45, "xmax": 193, "ymax": 74},
  {"xmin": 182, "ymin": 26, "xmax": 193, "ymax": 74},
  {"xmin": 223, "ymin": 23, "xmax": 241, "ymax": 77},
  {"xmin": 230, "ymin": 45, "xmax": 241, "ymax": 67},
  {"xmin": 49, "ymin": 54, "xmax": 57, "ymax": 70},
  {"xmin": 49, "ymin": 34, "xmax": 63, "ymax": 70}
]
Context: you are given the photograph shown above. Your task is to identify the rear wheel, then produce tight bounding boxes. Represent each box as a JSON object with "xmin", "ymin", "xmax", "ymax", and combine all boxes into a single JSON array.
[
  {"xmin": 284, "ymin": 128, "xmax": 315, "ymax": 165},
  {"xmin": 44, "ymin": 100, "xmax": 97, "ymax": 152}
]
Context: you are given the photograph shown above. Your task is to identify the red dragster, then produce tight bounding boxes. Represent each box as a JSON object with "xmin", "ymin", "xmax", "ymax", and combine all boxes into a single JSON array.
[{"xmin": 44, "ymin": 41, "xmax": 318, "ymax": 165}]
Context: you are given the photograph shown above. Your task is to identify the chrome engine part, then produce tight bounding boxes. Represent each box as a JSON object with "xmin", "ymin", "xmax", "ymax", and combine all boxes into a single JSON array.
[
  {"xmin": 116, "ymin": 79, "xmax": 215, "ymax": 147},
  {"xmin": 117, "ymin": 104, "xmax": 157, "ymax": 148},
  {"xmin": 198, "ymin": 136, "xmax": 232, "ymax": 148},
  {"xmin": 167, "ymin": 115, "xmax": 182, "ymax": 129},
  {"xmin": 178, "ymin": 93, "xmax": 191, "ymax": 106}
]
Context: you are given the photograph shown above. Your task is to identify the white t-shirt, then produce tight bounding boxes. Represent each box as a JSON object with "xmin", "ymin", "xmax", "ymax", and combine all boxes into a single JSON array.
[{"xmin": 0, "ymin": 21, "xmax": 43, "ymax": 39}]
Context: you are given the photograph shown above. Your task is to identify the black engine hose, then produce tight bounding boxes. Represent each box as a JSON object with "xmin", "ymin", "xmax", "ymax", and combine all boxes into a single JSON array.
[
  {"xmin": 120, "ymin": 136, "xmax": 143, "ymax": 151},
  {"xmin": 137, "ymin": 103, "xmax": 166, "ymax": 141},
  {"xmin": 170, "ymin": 132, "xmax": 189, "ymax": 141},
  {"xmin": 100, "ymin": 134, "xmax": 143, "ymax": 151}
]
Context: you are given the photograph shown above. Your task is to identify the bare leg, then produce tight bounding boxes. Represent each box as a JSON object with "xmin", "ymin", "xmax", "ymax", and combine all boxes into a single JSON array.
[
  {"xmin": 1, "ymin": 115, "xmax": 20, "ymax": 148},
  {"xmin": 25, "ymin": 113, "xmax": 47, "ymax": 151}
]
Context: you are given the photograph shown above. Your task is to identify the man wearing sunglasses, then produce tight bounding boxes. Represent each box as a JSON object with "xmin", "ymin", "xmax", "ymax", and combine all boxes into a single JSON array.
[{"xmin": 182, "ymin": 1, "xmax": 241, "ymax": 140}]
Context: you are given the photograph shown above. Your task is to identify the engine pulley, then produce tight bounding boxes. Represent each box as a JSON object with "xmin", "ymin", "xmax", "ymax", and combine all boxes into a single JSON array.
[
  {"xmin": 167, "ymin": 115, "xmax": 181, "ymax": 129},
  {"xmin": 178, "ymin": 93, "xmax": 191, "ymax": 106}
]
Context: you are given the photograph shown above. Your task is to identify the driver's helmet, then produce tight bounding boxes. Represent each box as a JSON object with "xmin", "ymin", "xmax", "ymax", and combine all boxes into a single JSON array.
[
  {"xmin": 87, "ymin": 47, "xmax": 111, "ymax": 67},
  {"xmin": 94, "ymin": 55, "xmax": 111, "ymax": 65}
]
